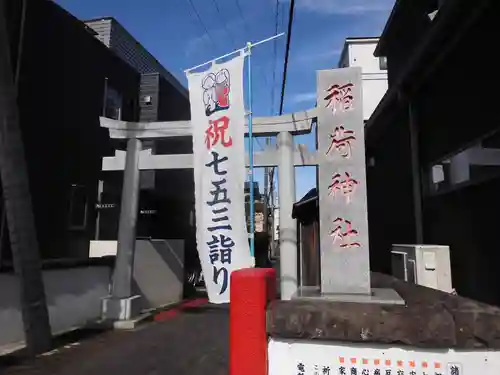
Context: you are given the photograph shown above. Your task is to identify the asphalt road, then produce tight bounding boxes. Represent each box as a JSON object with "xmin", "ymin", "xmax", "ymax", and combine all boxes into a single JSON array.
[{"xmin": 1, "ymin": 302, "xmax": 229, "ymax": 375}]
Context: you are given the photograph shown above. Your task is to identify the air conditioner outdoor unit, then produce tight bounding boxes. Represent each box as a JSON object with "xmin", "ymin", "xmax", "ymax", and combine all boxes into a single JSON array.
[{"xmin": 391, "ymin": 244, "xmax": 453, "ymax": 293}]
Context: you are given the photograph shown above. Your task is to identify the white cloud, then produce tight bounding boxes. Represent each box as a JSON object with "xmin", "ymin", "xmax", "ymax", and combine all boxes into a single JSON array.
[
  {"xmin": 291, "ymin": 92, "xmax": 317, "ymax": 103},
  {"xmin": 185, "ymin": 33, "xmax": 212, "ymax": 58},
  {"xmin": 283, "ymin": 0, "xmax": 395, "ymax": 15},
  {"xmin": 295, "ymin": 48, "xmax": 342, "ymax": 63},
  {"xmin": 185, "ymin": 18, "xmax": 247, "ymax": 59}
]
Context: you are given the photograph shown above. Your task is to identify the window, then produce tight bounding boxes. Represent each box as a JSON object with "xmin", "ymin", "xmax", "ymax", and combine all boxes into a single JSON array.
[
  {"xmin": 104, "ymin": 84, "xmax": 123, "ymax": 120},
  {"xmin": 142, "ymin": 95, "xmax": 153, "ymax": 106},
  {"xmin": 379, "ymin": 56, "xmax": 388, "ymax": 71},
  {"xmin": 69, "ymin": 184, "xmax": 88, "ymax": 230}
]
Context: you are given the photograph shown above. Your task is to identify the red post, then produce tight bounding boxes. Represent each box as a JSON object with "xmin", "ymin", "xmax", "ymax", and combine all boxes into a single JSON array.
[{"xmin": 230, "ymin": 268, "xmax": 277, "ymax": 375}]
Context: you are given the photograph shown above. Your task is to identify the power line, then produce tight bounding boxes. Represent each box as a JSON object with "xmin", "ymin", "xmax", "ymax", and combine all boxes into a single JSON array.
[
  {"xmin": 185, "ymin": 0, "xmax": 218, "ymax": 51},
  {"xmin": 266, "ymin": 0, "xmax": 280, "ymax": 210},
  {"xmin": 279, "ymin": 0, "xmax": 295, "ymax": 115},
  {"xmin": 231, "ymin": 0, "xmax": 274, "ymax": 125},
  {"xmin": 270, "ymin": 0, "xmax": 296, "ymax": 208},
  {"xmin": 234, "ymin": 0, "xmax": 251, "ymax": 37},
  {"xmin": 271, "ymin": 0, "xmax": 280, "ymax": 115},
  {"xmin": 210, "ymin": 0, "xmax": 237, "ymax": 48}
]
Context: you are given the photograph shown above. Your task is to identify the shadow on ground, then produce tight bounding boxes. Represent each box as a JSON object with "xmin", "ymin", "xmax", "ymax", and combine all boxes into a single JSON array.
[{"xmin": 1, "ymin": 303, "xmax": 229, "ymax": 375}]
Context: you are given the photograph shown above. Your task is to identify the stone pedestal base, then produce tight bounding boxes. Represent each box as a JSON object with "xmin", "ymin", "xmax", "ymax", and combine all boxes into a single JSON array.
[
  {"xmin": 102, "ymin": 295, "xmax": 142, "ymax": 321},
  {"xmin": 293, "ymin": 286, "xmax": 405, "ymax": 305},
  {"xmin": 269, "ymin": 273, "xmax": 500, "ymax": 349}
]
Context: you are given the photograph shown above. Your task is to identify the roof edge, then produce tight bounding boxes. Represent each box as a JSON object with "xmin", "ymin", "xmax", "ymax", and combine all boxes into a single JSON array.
[
  {"xmin": 345, "ymin": 37, "xmax": 380, "ymax": 43},
  {"xmin": 83, "ymin": 16, "xmax": 116, "ymax": 23},
  {"xmin": 374, "ymin": 0, "xmax": 403, "ymax": 56},
  {"xmin": 368, "ymin": 0, "xmax": 489, "ymax": 137},
  {"xmin": 338, "ymin": 41, "xmax": 349, "ymax": 68},
  {"xmin": 85, "ymin": 17, "xmax": 189, "ymax": 99}
]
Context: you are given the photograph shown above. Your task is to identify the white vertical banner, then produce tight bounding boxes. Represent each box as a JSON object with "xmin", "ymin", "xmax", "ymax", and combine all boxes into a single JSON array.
[{"xmin": 187, "ymin": 53, "xmax": 253, "ymax": 304}]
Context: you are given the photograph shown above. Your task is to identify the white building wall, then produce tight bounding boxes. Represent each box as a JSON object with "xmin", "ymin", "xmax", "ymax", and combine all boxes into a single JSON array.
[
  {"xmin": 340, "ymin": 39, "xmax": 388, "ymax": 121},
  {"xmin": 361, "ymin": 77, "xmax": 388, "ymax": 122},
  {"xmin": 349, "ymin": 42, "xmax": 383, "ymax": 73}
]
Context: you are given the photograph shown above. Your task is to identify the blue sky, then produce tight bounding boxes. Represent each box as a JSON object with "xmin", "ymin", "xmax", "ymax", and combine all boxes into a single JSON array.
[{"xmin": 57, "ymin": 0, "xmax": 394, "ymax": 201}]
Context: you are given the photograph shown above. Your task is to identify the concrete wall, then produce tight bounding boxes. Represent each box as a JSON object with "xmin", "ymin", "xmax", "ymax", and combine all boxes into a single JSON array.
[
  {"xmin": 90, "ymin": 239, "xmax": 185, "ymax": 309},
  {"xmin": 0, "ymin": 266, "xmax": 111, "ymax": 347},
  {"xmin": 133, "ymin": 240, "xmax": 184, "ymax": 310}
]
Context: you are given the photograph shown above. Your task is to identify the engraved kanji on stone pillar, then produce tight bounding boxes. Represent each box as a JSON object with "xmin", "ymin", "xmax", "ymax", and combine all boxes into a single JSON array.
[{"xmin": 317, "ymin": 68, "xmax": 370, "ymax": 295}]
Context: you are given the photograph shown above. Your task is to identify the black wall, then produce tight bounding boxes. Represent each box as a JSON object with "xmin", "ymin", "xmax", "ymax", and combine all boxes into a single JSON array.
[
  {"xmin": 417, "ymin": 2, "xmax": 499, "ymax": 165},
  {"xmin": 139, "ymin": 73, "xmax": 160, "ymax": 122},
  {"xmin": 99, "ymin": 69, "xmax": 195, "ymax": 266},
  {"xmin": 378, "ymin": 0, "xmax": 437, "ymax": 86},
  {"xmin": 139, "ymin": 73, "xmax": 190, "ymax": 123},
  {"xmin": 158, "ymin": 75, "xmax": 190, "ymax": 122},
  {"xmin": 367, "ymin": 0, "xmax": 500, "ymax": 305},
  {"xmin": 366, "ymin": 110, "xmax": 417, "ymax": 275},
  {"xmin": 9, "ymin": 0, "xmax": 139, "ymax": 259},
  {"xmin": 424, "ymin": 177, "xmax": 500, "ymax": 306}
]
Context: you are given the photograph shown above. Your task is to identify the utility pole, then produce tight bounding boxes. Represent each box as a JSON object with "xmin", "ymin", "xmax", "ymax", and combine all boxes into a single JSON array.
[
  {"xmin": 0, "ymin": 2, "xmax": 52, "ymax": 355},
  {"xmin": 268, "ymin": 0, "xmax": 295, "ymax": 261}
]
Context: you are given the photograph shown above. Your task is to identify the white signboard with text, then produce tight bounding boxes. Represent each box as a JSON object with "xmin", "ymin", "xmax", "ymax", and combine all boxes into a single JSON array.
[
  {"xmin": 268, "ymin": 338, "xmax": 500, "ymax": 375},
  {"xmin": 187, "ymin": 53, "xmax": 253, "ymax": 304}
]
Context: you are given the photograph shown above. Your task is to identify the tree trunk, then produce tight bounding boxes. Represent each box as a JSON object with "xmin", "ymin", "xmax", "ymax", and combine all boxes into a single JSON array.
[{"xmin": 0, "ymin": 0, "xmax": 51, "ymax": 355}]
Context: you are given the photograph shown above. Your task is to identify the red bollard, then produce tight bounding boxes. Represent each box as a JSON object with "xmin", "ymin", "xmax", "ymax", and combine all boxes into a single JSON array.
[{"xmin": 230, "ymin": 268, "xmax": 277, "ymax": 375}]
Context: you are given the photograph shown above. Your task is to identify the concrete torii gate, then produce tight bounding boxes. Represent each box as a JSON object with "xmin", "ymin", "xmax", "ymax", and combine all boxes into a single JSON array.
[
  {"xmin": 100, "ymin": 109, "xmax": 318, "ymax": 318},
  {"xmin": 101, "ymin": 68, "xmax": 402, "ymax": 321}
]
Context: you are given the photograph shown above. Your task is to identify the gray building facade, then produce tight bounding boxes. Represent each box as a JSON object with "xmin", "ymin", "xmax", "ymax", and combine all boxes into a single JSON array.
[
  {"xmin": 84, "ymin": 17, "xmax": 188, "ymax": 100},
  {"xmin": 84, "ymin": 18, "xmax": 197, "ymax": 278}
]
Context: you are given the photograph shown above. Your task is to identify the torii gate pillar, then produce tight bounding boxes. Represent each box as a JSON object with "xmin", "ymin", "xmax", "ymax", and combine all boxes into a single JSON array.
[{"xmin": 277, "ymin": 132, "xmax": 297, "ymax": 300}]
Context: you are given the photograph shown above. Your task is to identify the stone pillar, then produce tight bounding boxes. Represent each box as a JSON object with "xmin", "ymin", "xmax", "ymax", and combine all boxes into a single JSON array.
[
  {"xmin": 317, "ymin": 68, "xmax": 371, "ymax": 295},
  {"xmin": 277, "ymin": 131, "xmax": 297, "ymax": 300},
  {"xmin": 105, "ymin": 138, "xmax": 142, "ymax": 321}
]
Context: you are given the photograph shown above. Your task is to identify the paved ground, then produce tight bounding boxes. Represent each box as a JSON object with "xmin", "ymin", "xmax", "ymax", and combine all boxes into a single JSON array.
[{"xmin": 1, "ymin": 299, "xmax": 229, "ymax": 375}]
